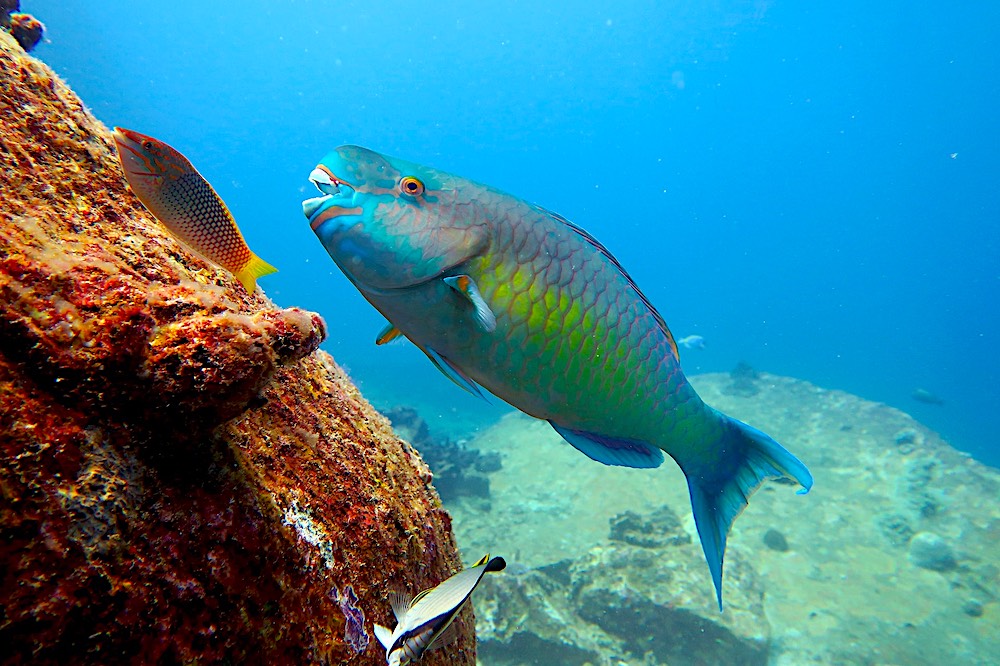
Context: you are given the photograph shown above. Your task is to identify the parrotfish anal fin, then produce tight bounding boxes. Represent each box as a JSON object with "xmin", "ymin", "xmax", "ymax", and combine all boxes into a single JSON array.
[
  {"xmin": 686, "ymin": 413, "xmax": 813, "ymax": 611},
  {"xmin": 376, "ymin": 323, "xmax": 404, "ymax": 345},
  {"xmin": 424, "ymin": 347, "xmax": 487, "ymax": 401},
  {"xmin": 536, "ymin": 206, "xmax": 680, "ymax": 361},
  {"xmin": 444, "ymin": 275, "xmax": 497, "ymax": 333},
  {"xmin": 388, "ymin": 590, "xmax": 413, "ymax": 623},
  {"xmin": 548, "ymin": 422, "xmax": 664, "ymax": 469},
  {"xmin": 373, "ymin": 623, "xmax": 394, "ymax": 650}
]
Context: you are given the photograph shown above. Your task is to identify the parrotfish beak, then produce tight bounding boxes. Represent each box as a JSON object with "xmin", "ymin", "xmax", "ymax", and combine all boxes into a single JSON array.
[{"xmin": 302, "ymin": 165, "xmax": 359, "ymax": 231}]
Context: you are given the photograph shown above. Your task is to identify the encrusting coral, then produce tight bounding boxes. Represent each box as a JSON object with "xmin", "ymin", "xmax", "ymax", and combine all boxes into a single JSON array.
[{"xmin": 0, "ymin": 29, "xmax": 473, "ymax": 665}]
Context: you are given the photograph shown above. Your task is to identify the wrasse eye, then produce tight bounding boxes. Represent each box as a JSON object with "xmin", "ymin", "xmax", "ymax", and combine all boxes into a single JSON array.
[
  {"xmin": 399, "ymin": 176, "xmax": 425, "ymax": 197},
  {"xmin": 143, "ymin": 141, "xmax": 154, "ymax": 150}
]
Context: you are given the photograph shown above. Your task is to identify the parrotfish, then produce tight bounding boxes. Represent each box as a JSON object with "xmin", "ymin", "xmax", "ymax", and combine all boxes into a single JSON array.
[
  {"xmin": 112, "ymin": 127, "xmax": 276, "ymax": 293},
  {"xmin": 303, "ymin": 146, "xmax": 813, "ymax": 608},
  {"xmin": 374, "ymin": 554, "xmax": 506, "ymax": 666}
]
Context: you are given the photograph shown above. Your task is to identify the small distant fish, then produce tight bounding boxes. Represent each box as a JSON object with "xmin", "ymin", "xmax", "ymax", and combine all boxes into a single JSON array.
[
  {"xmin": 374, "ymin": 554, "xmax": 506, "ymax": 666},
  {"xmin": 677, "ymin": 334, "xmax": 706, "ymax": 350},
  {"xmin": 112, "ymin": 127, "xmax": 276, "ymax": 293},
  {"xmin": 912, "ymin": 388, "xmax": 945, "ymax": 406}
]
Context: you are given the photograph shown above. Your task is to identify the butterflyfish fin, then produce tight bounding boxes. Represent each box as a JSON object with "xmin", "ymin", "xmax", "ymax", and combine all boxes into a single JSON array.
[
  {"xmin": 373, "ymin": 623, "xmax": 394, "ymax": 650},
  {"xmin": 388, "ymin": 590, "xmax": 413, "ymax": 623},
  {"xmin": 471, "ymin": 553, "xmax": 491, "ymax": 568},
  {"xmin": 444, "ymin": 275, "xmax": 497, "ymax": 333},
  {"xmin": 684, "ymin": 412, "xmax": 813, "ymax": 611},
  {"xmin": 235, "ymin": 253, "xmax": 278, "ymax": 293},
  {"xmin": 409, "ymin": 587, "xmax": 433, "ymax": 607},
  {"xmin": 376, "ymin": 323, "xmax": 404, "ymax": 345},
  {"xmin": 426, "ymin": 618, "xmax": 462, "ymax": 651},
  {"xmin": 424, "ymin": 347, "xmax": 487, "ymax": 401},
  {"xmin": 484, "ymin": 556, "xmax": 506, "ymax": 573},
  {"xmin": 548, "ymin": 421, "xmax": 664, "ymax": 469}
]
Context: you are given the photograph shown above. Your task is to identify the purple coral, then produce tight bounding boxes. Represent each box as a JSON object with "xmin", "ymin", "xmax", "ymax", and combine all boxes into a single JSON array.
[{"xmin": 334, "ymin": 585, "xmax": 370, "ymax": 655}]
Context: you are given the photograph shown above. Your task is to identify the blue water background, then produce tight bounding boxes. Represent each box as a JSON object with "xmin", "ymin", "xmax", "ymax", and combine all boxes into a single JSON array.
[{"xmin": 29, "ymin": 1, "xmax": 1000, "ymax": 465}]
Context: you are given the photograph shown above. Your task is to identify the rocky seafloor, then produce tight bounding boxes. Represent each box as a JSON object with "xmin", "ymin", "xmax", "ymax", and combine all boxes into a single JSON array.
[{"xmin": 445, "ymin": 372, "xmax": 999, "ymax": 666}]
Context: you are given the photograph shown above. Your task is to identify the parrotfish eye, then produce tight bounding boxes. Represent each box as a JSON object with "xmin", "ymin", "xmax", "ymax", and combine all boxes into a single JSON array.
[
  {"xmin": 399, "ymin": 176, "xmax": 425, "ymax": 197},
  {"xmin": 143, "ymin": 141, "xmax": 154, "ymax": 150}
]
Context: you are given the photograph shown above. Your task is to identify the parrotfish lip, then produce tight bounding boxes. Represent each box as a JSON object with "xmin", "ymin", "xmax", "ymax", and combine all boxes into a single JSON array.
[{"xmin": 302, "ymin": 194, "xmax": 332, "ymax": 220}]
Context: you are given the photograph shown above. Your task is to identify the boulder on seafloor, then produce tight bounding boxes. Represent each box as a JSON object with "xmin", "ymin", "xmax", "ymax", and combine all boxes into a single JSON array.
[
  {"xmin": 474, "ymin": 505, "xmax": 768, "ymax": 666},
  {"xmin": 0, "ymin": 30, "xmax": 473, "ymax": 665}
]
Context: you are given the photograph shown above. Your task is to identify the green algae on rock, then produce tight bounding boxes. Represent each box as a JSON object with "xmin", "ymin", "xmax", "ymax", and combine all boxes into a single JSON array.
[{"xmin": 0, "ymin": 29, "xmax": 473, "ymax": 665}]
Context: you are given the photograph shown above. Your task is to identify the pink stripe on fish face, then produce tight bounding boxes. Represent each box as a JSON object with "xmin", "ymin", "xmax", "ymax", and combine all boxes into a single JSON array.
[{"xmin": 309, "ymin": 206, "xmax": 364, "ymax": 231}]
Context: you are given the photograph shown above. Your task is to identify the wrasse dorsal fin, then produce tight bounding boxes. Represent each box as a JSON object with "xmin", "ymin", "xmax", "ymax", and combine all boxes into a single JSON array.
[
  {"xmin": 389, "ymin": 590, "xmax": 414, "ymax": 623},
  {"xmin": 535, "ymin": 205, "xmax": 680, "ymax": 361}
]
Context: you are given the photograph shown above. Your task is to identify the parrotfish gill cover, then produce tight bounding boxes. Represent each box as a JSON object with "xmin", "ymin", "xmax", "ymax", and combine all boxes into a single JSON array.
[{"xmin": 304, "ymin": 145, "xmax": 813, "ymax": 609}]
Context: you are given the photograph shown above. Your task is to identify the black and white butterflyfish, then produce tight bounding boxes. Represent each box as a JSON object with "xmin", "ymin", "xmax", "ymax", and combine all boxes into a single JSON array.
[{"xmin": 373, "ymin": 554, "xmax": 506, "ymax": 665}]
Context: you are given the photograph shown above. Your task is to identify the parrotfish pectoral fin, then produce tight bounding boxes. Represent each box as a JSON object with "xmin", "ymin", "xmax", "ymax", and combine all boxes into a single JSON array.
[
  {"xmin": 549, "ymin": 422, "xmax": 665, "ymax": 469},
  {"xmin": 444, "ymin": 275, "xmax": 497, "ymax": 333},
  {"xmin": 686, "ymin": 413, "xmax": 813, "ymax": 611},
  {"xmin": 376, "ymin": 323, "xmax": 405, "ymax": 345},
  {"xmin": 235, "ymin": 253, "xmax": 278, "ymax": 293},
  {"xmin": 373, "ymin": 623, "xmax": 394, "ymax": 650},
  {"xmin": 424, "ymin": 347, "xmax": 487, "ymax": 401}
]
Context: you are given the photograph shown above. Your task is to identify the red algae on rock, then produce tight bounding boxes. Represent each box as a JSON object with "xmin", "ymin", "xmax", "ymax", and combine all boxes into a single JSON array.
[{"xmin": 0, "ymin": 29, "xmax": 474, "ymax": 665}]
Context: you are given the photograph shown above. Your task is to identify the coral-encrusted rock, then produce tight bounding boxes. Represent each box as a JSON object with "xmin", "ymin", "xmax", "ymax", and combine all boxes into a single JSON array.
[{"xmin": 0, "ymin": 30, "xmax": 473, "ymax": 665}]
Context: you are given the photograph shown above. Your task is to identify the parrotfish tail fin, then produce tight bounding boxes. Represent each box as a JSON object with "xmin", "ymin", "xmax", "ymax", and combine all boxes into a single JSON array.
[
  {"xmin": 686, "ymin": 413, "xmax": 813, "ymax": 611},
  {"xmin": 235, "ymin": 253, "xmax": 278, "ymax": 293}
]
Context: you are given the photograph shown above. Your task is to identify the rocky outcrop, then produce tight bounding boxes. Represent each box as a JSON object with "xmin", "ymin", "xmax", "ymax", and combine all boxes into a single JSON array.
[{"xmin": 0, "ymin": 30, "xmax": 472, "ymax": 664}]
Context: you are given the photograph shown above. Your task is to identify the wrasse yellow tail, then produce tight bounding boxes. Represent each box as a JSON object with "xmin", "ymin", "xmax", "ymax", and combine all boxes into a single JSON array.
[
  {"xmin": 235, "ymin": 253, "xmax": 278, "ymax": 294},
  {"xmin": 112, "ymin": 127, "xmax": 277, "ymax": 293}
]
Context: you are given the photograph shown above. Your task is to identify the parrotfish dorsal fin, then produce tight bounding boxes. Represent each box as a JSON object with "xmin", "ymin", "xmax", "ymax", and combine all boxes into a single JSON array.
[
  {"xmin": 444, "ymin": 274, "xmax": 497, "ymax": 333},
  {"xmin": 536, "ymin": 205, "xmax": 680, "ymax": 361}
]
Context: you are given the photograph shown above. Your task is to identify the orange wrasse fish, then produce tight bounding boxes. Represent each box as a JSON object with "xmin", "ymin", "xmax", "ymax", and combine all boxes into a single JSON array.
[
  {"xmin": 112, "ymin": 127, "xmax": 276, "ymax": 293},
  {"xmin": 374, "ymin": 554, "xmax": 505, "ymax": 666},
  {"xmin": 302, "ymin": 146, "xmax": 813, "ymax": 609}
]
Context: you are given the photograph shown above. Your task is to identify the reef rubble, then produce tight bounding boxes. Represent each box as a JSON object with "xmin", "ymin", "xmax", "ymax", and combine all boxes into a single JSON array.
[
  {"xmin": 451, "ymin": 374, "xmax": 1000, "ymax": 665},
  {"xmin": 0, "ymin": 30, "xmax": 473, "ymax": 665}
]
